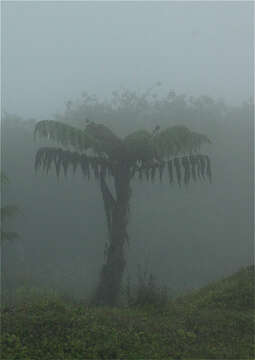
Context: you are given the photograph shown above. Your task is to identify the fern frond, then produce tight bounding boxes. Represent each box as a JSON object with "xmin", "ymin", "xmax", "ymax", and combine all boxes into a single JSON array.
[
  {"xmin": 34, "ymin": 120, "xmax": 125, "ymax": 158},
  {"xmin": 34, "ymin": 147, "xmax": 113, "ymax": 180},
  {"xmin": 181, "ymin": 156, "xmax": 190, "ymax": 185},
  {"xmin": 190, "ymin": 131, "xmax": 211, "ymax": 152},
  {"xmin": 167, "ymin": 160, "xmax": 173, "ymax": 184},
  {"xmin": 34, "ymin": 120, "xmax": 95, "ymax": 152},
  {"xmin": 205, "ymin": 155, "xmax": 212, "ymax": 183},
  {"xmin": 174, "ymin": 158, "xmax": 181, "ymax": 186},
  {"xmin": 158, "ymin": 162, "xmax": 165, "ymax": 182},
  {"xmin": 132, "ymin": 154, "xmax": 211, "ymax": 185},
  {"xmin": 153, "ymin": 125, "xmax": 211, "ymax": 159}
]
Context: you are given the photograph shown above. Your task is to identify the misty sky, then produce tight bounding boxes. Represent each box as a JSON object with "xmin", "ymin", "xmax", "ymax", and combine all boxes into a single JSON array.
[{"xmin": 2, "ymin": 1, "xmax": 253, "ymax": 119}]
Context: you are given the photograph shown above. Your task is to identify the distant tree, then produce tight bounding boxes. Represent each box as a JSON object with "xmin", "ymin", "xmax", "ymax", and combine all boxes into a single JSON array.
[
  {"xmin": 34, "ymin": 117, "xmax": 212, "ymax": 306},
  {"xmin": 0, "ymin": 172, "xmax": 20, "ymax": 242}
]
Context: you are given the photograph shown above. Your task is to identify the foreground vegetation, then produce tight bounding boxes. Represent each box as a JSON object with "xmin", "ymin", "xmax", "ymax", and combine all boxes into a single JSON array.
[{"xmin": 1, "ymin": 265, "xmax": 254, "ymax": 359}]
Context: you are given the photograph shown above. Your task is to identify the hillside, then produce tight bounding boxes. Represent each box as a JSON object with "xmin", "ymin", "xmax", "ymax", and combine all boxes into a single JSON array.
[{"xmin": 1, "ymin": 266, "xmax": 254, "ymax": 359}]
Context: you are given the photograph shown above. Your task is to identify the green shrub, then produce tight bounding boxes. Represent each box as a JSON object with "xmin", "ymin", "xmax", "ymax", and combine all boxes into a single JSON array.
[
  {"xmin": 122, "ymin": 266, "xmax": 169, "ymax": 309},
  {"xmin": 1, "ymin": 266, "xmax": 254, "ymax": 359}
]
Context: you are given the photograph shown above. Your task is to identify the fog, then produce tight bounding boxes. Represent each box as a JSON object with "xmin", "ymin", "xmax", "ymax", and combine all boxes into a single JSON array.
[
  {"xmin": 2, "ymin": 2, "xmax": 253, "ymax": 118},
  {"xmin": 1, "ymin": 1, "xmax": 254, "ymax": 303}
]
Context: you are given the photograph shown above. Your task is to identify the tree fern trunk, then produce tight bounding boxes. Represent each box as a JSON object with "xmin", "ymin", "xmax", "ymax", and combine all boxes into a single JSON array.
[{"xmin": 92, "ymin": 164, "xmax": 131, "ymax": 306}]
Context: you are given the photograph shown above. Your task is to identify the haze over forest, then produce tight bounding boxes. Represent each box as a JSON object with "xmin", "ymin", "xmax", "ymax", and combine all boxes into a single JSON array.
[
  {"xmin": 1, "ymin": 1, "xmax": 254, "ymax": 301},
  {"xmin": 2, "ymin": 1, "xmax": 253, "ymax": 118}
]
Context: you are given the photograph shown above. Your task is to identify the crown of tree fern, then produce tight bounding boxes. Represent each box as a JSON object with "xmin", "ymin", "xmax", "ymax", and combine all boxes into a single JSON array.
[{"xmin": 34, "ymin": 120, "xmax": 212, "ymax": 184}]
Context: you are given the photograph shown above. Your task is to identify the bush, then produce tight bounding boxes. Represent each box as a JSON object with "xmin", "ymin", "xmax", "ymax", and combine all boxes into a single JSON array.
[
  {"xmin": 1, "ymin": 266, "xmax": 254, "ymax": 359},
  {"xmin": 123, "ymin": 266, "xmax": 169, "ymax": 309}
]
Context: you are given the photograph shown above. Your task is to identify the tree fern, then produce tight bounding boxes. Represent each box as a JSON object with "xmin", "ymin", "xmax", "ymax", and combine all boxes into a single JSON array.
[{"xmin": 34, "ymin": 119, "xmax": 212, "ymax": 306}]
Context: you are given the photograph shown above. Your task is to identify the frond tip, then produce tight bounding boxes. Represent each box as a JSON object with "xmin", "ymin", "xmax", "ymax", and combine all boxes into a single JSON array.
[
  {"xmin": 34, "ymin": 147, "xmax": 113, "ymax": 180},
  {"xmin": 131, "ymin": 154, "xmax": 212, "ymax": 185}
]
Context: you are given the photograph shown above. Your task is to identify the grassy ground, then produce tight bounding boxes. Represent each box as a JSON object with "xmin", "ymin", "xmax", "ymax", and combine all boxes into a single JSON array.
[{"xmin": 1, "ymin": 266, "xmax": 254, "ymax": 359}]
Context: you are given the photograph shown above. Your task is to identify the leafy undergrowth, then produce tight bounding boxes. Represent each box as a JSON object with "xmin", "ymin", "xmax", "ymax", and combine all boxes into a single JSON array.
[{"xmin": 1, "ymin": 266, "xmax": 254, "ymax": 359}]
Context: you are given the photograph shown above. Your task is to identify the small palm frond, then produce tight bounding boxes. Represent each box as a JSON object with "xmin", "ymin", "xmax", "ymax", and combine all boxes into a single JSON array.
[
  {"xmin": 35, "ymin": 147, "xmax": 113, "ymax": 180},
  {"xmin": 1, "ymin": 205, "xmax": 20, "ymax": 222}
]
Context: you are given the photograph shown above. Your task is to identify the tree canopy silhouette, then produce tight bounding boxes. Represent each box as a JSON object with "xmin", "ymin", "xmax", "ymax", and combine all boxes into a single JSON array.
[{"xmin": 34, "ymin": 119, "xmax": 212, "ymax": 306}]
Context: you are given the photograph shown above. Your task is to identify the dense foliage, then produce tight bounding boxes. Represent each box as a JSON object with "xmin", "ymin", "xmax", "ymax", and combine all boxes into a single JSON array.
[
  {"xmin": 0, "ymin": 172, "xmax": 20, "ymax": 242},
  {"xmin": 1, "ymin": 266, "xmax": 254, "ymax": 359}
]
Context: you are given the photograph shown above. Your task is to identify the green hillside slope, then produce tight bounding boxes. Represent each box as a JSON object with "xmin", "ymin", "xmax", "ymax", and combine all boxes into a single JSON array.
[{"xmin": 1, "ymin": 266, "xmax": 254, "ymax": 359}]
